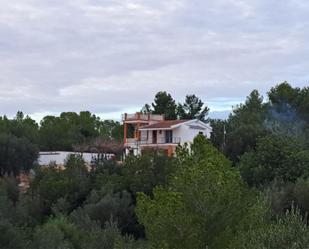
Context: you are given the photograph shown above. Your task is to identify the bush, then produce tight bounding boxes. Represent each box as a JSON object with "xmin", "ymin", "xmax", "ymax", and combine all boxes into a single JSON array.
[
  {"xmin": 239, "ymin": 135, "xmax": 309, "ymax": 186},
  {"xmin": 137, "ymin": 135, "xmax": 263, "ymax": 249},
  {"xmin": 266, "ymin": 178, "xmax": 309, "ymax": 220},
  {"xmin": 230, "ymin": 207, "xmax": 309, "ymax": 249},
  {"xmin": 0, "ymin": 133, "xmax": 38, "ymax": 176}
]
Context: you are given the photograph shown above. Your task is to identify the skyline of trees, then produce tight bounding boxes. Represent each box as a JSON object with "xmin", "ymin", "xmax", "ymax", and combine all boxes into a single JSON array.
[
  {"xmin": 142, "ymin": 91, "xmax": 210, "ymax": 121},
  {"xmin": 0, "ymin": 81, "xmax": 308, "ymax": 248},
  {"xmin": 0, "ymin": 81, "xmax": 307, "ymax": 176}
]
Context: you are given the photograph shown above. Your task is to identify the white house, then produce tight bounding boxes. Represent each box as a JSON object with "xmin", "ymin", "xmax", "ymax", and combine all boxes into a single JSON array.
[{"xmin": 123, "ymin": 113, "xmax": 212, "ymax": 156}]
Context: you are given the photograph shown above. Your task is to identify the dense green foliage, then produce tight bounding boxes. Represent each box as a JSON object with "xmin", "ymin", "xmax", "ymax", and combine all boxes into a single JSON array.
[
  {"xmin": 239, "ymin": 135, "xmax": 309, "ymax": 186},
  {"xmin": 0, "ymin": 112, "xmax": 39, "ymax": 176},
  {"xmin": 265, "ymin": 178, "xmax": 309, "ymax": 220},
  {"xmin": 0, "ymin": 132, "xmax": 308, "ymax": 248},
  {"xmin": 0, "ymin": 133, "xmax": 38, "ymax": 176},
  {"xmin": 0, "ymin": 151, "xmax": 174, "ymax": 248},
  {"xmin": 39, "ymin": 111, "xmax": 123, "ymax": 151},
  {"xmin": 137, "ymin": 136, "xmax": 262, "ymax": 249},
  {"xmin": 137, "ymin": 135, "xmax": 309, "ymax": 249},
  {"xmin": 142, "ymin": 91, "xmax": 209, "ymax": 121},
  {"xmin": 210, "ymin": 83, "xmax": 309, "ymax": 165},
  {"xmin": 150, "ymin": 91, "xmax": 178, "ymax": 120},
  {"xmin": 224, "ymin": 90, "xmax": 268, "ymax": 162},
  {"xmin": 229, "ymin": 207, "xmax": 309, "ymax": 249},
  {"xmin": 0, "ymin": 82, "xmax": 308, "ymax": 248},
  {"xmin": 209, "ymin": 119, "xmax": 227, "ymax": 150},
  {"xmin": 0, "ymin": 111, "xmax": 39, "ymax": 144},
  {"xmin": 0, "ymin": 111, "xmax": 122, "ymax": 152},
  {"xmin": 177, "ymin": 94, "xmax": 209, "ymax": 121}
]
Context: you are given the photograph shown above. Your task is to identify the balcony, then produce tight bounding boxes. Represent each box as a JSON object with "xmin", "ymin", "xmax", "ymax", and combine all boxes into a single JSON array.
[
  {"xmin": 122, "ymin": 113, "xmax": 164, "ymax": 122},
  {"xmin": 139, "ymin": 137, "xmax": 181, "ymax": 145},
  {"xmin": 125, "ymin": 138, "xmax": 137, "ymax": 145}
]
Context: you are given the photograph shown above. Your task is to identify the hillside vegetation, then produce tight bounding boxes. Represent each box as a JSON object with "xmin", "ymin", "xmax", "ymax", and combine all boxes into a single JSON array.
[{"xmin": 0, "ymin": 82, "xmax": 309, "ymax": 249}]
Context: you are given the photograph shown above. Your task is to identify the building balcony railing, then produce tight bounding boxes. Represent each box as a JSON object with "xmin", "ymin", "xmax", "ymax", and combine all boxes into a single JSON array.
[
  {"xmin": 122, "ymin": 113, "xmax": 164, "ymax": 122},
  {"xmin": 125, "ymin": 138, "xmax": 137, "ymax": 144},
  {"xmin": 139, "ymin": 137, "xmax": 181, "ymax": 145}
]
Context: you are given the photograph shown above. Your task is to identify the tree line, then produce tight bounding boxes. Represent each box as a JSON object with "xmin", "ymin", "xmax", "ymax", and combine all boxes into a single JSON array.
[
  {"xmin": 0, "ymin": 81, "xmax": 308, "ymax": 248},
  {"xmin": 0, "ymin": 111, "xmax": 122, "ymax": 176},
  {"xmin": 1, "ymin": 135, "xmax": 308, "ymax": 248},
  {"xmin": 141, "ymin": 92, "xmax": 210, "ymax": 121},
  {"xmin": 0, "ymin": 111, "xmax": 123, "ymax": 150}
]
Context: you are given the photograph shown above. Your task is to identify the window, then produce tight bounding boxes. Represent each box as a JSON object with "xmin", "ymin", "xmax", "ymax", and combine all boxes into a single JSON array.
[
  {"xmin": 165, "ymin": 130, "xmax": 173, "ymax": 143},
  {"xmin": 152, "ymin": 130, "xmax": 157, "ymax": 144}
]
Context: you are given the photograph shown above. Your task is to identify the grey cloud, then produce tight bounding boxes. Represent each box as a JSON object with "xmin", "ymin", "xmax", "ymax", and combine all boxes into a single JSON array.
[{"xmin": 0, "ymin": 0, "xmax": 308, "ymax": 119}]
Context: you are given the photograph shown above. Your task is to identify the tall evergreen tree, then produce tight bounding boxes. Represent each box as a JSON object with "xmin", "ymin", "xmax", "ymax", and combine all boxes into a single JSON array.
[
  {"xmin": 268, "ymin": 82, "xmax": 300, "ymax": 110},
  {"xmin": 0, "ymin": 133, "xmax": 38, "ymax": 176},
  {"xmin": 177, "ymin": 94, "xmax": 209, "ymax": 121},
  {"xmin": 151, "ymin": 91, "xmax": 177, "ymax": 120},
  {"xmin": 225, "ymin": 90, "xmax": 267, "ymax": 162},
  {"xmin": 140, "ymin": 104, "xmax": 152, "ymax": 114}
]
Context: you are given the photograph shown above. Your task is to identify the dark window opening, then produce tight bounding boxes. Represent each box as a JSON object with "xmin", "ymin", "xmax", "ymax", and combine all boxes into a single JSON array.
[
  {"xmin": 165, "ymin": 130, "xmax": 173, "ymax": 143},
  {"xmin": 152, "ymin": 130, "xmax": 157, "ymax": 144}
]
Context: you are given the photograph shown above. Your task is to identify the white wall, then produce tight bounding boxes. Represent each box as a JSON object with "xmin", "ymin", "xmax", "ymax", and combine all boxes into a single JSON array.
[
  {"xmin": 38, "ymin": 152, "xmax": 114, "ymax": 166},
  {"xmin": 173, "ymin": 121, "xmax": 211, "ymax": 145}
]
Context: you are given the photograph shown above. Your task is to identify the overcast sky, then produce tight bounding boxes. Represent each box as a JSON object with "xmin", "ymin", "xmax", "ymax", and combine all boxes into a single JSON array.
[{"xmin": 0, "ymin": 0, "xmax": 308, "ymax": 121}]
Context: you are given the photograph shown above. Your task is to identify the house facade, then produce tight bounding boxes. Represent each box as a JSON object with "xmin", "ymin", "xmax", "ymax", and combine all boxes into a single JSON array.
[{"xmin": 123, "ymin": 113, "xmax": 212, "ymax": 157}]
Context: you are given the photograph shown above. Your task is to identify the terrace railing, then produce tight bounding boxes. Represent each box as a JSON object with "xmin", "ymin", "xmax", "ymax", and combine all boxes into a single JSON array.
[
  {"xmin": 139, "ymin": 137, "xmax": 181, "ymax": 145},
  {"xmin": 122, "ymin": 113, "xmax": 164, "ymax": 121},
  {"xmin": 125, "ymin": 138, "xmax": 137, "ymax": 145}
]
